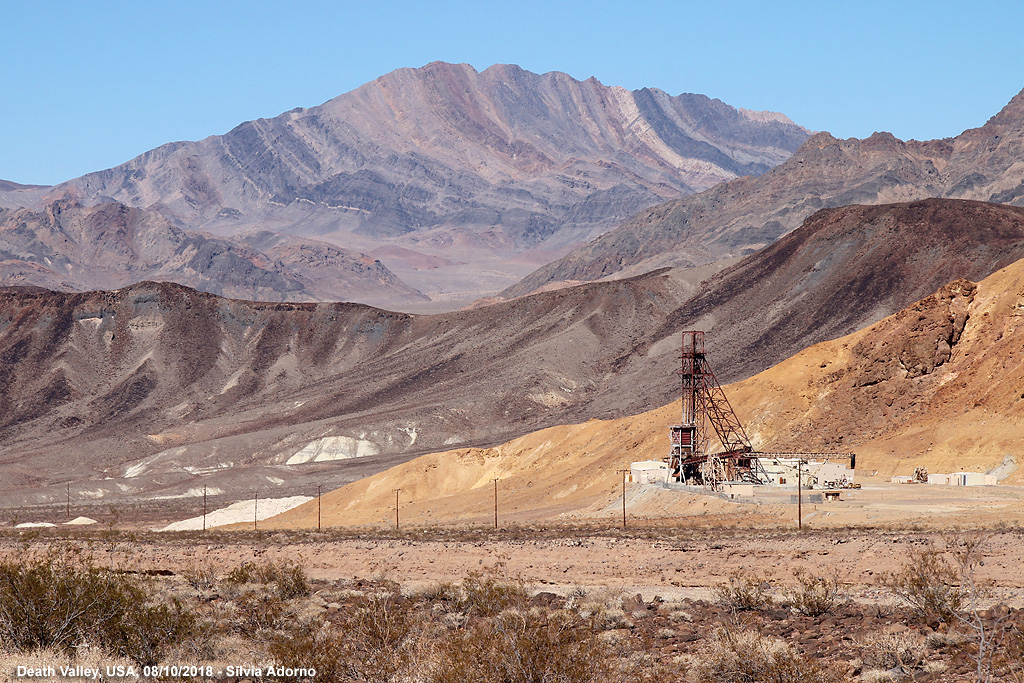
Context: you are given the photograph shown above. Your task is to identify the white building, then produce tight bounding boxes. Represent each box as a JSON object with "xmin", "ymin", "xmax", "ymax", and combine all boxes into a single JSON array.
[
  {"xmin": 761, "ymin": 458, "xmax": 853, "ymax": 488},
  {"xmin": 630, "ymin": 460, "xmax": 669, "ymax": 484}
]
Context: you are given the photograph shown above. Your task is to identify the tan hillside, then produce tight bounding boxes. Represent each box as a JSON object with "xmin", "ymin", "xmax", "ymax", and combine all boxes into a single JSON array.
[{"xmin": 265, "ymin": 257, "xmax": 1024, "ymax": 529}]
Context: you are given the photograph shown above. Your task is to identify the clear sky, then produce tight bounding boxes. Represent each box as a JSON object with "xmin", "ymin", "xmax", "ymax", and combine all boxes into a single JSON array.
[{"xmin": 2, "ymin": 0, "xmax": 1023, "ymax": 185}]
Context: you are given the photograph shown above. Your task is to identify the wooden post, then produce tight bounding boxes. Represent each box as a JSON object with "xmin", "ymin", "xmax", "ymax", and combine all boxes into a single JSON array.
[
  {"xmin": 394, "ymin": 489, "xmax": 400, "ymax": 531},
  {"xmin": 617, "ymin": 469, "xmax": 629, "ymax": 530},
  {"xmin": 797, "ymin": 460, "xmax": 803, "ymax": 530},
  {"xmin": 318, "ymin": 485, "xmax": 322, "ymax": 531},
  {"xmin": 493, "ymin": 478, "xmax": 499, "ymax": 529}
]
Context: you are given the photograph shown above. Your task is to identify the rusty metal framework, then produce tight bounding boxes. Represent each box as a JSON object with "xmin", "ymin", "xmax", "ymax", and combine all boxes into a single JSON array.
[
  {"xmin": 667, "ymin": 331, "xmax": 858, "ymax": 490},
  {"xmin": 668, "ymin": 331, "xmax": 767, "ymax": 489}
]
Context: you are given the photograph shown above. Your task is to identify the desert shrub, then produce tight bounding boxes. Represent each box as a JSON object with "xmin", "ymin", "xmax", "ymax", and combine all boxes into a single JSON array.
[
  {"xmin": 0, "ymin": 544, "xmax": 195, "ymax": 666},
  {"xmin": 181, "ymin": 563, "xmax": 217, "ymax": 590},
  {"xmin": 882, "ymin": 546, "xmax": 964, "ymax": 623},
  {"xmin": 858, "ymin": 631, "xmax": 927, "ymax": 671},
  {"xmin": 429, "ymin": 608, "xmax": 610, "ymax": 683},
  {"xmin": 783, "ymin": 569, "xmax": 846, "ymax": 617},
  {"xmin": 714, "ymin": 570, "xmax": 774, "ymax": 612},
  {"xmin": 688, "ymin": 628, "xmax": 845, "ymax": 683},
  {"xmin": 269, "ymin": 618, "xmax": 348, "ymax": 683},
  {"xmin": 234, "ymin": 588, "xmax": 288, "ymax": 632},
  {"xmin": 457, "ymin": 569, "xmax": 531, "ymax": 616},
  {"xmin": 224, "ymin": 558, "xmax": 310, "ymax": 599},
  {"xmin": 343, "ymin": 592, "xmax": 418, "ymax": 683}
]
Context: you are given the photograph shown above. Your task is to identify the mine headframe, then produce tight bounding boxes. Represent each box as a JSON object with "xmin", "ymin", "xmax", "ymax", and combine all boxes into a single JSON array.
[{"xmin": 667, "ymin": 330, "xmax": 767, "ymax": 489}]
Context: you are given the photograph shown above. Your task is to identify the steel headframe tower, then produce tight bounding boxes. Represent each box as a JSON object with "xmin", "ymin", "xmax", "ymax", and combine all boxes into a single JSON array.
[{"xmin": 668, "ymin": 331, "xmax": 766, "ymax": 489}]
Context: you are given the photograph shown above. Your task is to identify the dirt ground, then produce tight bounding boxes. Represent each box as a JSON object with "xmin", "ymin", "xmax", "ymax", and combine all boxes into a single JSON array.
[{"xmin": 6, "ymin": 482, "xmax": 1024, "ymax": 608}]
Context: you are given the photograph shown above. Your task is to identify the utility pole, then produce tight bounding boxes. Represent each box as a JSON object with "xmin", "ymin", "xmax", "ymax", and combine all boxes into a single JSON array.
[
  {"xmin": 493, "ymin": 479, "xmax": 499, "ymax": 529},
  {"xmin": 202, "ymin": 486, "xmax": 207, "ymax": 532},
  {"xmin": 394, "ymin": 489, "xmax": 401, "ymax": 531},
  {"xmin": 616, "ymin": 469, "xmax": 629, "ymax": 530},
  {"xmin": 797, "ymin": 460, "xmax": 803, "ymax": 530},
  {"xmin": 254, "ymin": 490, "xmax": 258, "ymax": 531},
  {"xmin": 317, "ymin": 485, "xmax": 322, "ymax": 531},
  {"xmin": 66, "ymin": 483, "xmax": 70, "ymax": 519}
]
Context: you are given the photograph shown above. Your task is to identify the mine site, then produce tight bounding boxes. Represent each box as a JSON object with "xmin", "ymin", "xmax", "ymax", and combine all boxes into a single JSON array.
[{"xmin": 4, "ymin": 7, "xmax": 1024, "ymax": 681}]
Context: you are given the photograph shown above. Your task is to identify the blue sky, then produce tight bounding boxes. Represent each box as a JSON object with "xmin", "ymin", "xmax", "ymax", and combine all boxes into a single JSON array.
[{"xmin": 2, "ymin": 0, "xmax": 1023, "ymax": 185}]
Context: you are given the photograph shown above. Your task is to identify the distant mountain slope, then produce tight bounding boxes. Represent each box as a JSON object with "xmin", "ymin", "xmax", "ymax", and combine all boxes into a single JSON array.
[
  {"xmin": 34, "ymin": 62, "xmax": 807, "ymax": 307},
  {"xmin": 0, "ymin": 199, "xmax": 425, "ymax": 305},
  {"xmin": 267, "ymin": 254, "xmax": 1024, "ymax": 528},
  {"xmin": 2, "ymin": 199, "xmax": 1023, "ymax": 507},
  {"xmin": 0, "ymin": 179, "xmax": 50, "ymax": 209},
  {"xmin": 648, "ymin": 198, "xmax": 1024, "ymax": 382},
  {"xmin": 59, "ymin": 62, "xmax": 807, "ymax": 245},
  {"xmin": 506, "ymin": 87, "xmax": 1024, "ymax": 297}
]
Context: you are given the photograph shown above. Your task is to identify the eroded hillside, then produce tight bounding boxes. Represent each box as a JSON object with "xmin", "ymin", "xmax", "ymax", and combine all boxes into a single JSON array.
[{"xmin": 267, "ymin": 257, "xmax": 1024, "ymax": 528}]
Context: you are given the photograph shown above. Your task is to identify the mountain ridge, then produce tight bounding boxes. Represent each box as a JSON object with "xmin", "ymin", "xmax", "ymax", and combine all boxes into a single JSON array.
[
  {"xmin": 7, "ymin": 61, "xmax": 809, "ymax": 307},
  {"xmin": 0, "ymin": 199, "xmax": 426, "ymax": 305},
  {"xmin": 504, "ymin": 86, "xmax": 1024, "ymax": 298}
]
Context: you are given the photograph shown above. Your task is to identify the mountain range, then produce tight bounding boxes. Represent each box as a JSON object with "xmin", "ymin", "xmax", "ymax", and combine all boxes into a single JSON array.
[
  {"xmin": 506, "ymin": 87, "xmax": 1024, "ymax": 298},
  {"xmin": 0, "ymin": 62, "xmax": 809, "ymax": 307},
  {"xmin": 4, "ymin": 198, "xmax": 1024, "ymax": 507}
]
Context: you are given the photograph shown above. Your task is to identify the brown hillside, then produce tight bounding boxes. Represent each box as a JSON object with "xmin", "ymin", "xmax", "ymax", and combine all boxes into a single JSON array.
[
  {"xmin": 265, "ymin": 257, "xmax": 1024, "ymax": 528},
  {"xmin": 4, "ymin": 199, "xmax": 1024, "ymax": 509}
]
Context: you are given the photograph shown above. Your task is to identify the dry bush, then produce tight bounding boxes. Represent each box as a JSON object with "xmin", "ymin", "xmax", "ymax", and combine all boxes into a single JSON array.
[
  {"xmin": 223, "ymin": 558, "xmax": 310, "ymax": 599},
  {"xmin": 688, "ymin": 628, "xmax": 845, "ymax": 683},
  {"xmin": 269, "ymin": 618, "xmax": 348, "ymax": 683},
  {"xmin": 181, "ymin": 562, "xmax": 217, "ymax": 591},
  {"xmin": 714, "ymin": 570, "xmax": 774, "ymax": 612},
  {"xmin": 344, "ymin": 592, "xmax": 418, "ymax": 683},
  {"xmin": 0, "ymin": 544, "xmax": 195, "ymax": 666},
  {"xmin": 457, "ymin": 569, "xmax": 531, "ymax": 616},
  {"xmin": 428, "ymin": 608, "xmax": 611, "ymax": 683},
  {"xmin": 858, "ymin": 631, "xmax": 927, "ymax": 671},
  {"xmin": 881, "ymin": 546, "xmax": 964, "ymax": 624},
  {"xmin": 783, "ymin": 569, "xmax": 847, "ymax": 617}
]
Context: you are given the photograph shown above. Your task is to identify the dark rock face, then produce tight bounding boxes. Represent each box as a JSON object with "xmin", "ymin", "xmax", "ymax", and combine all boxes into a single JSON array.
[
  {"xmin": 3, "ymin": 199, "xmax": 1024, "ymax": 502},
  {"xmin": 507, "ymin": 88, "xmax": 1024, "ymax": 297},
  {"xmin": 0, "ymin": 200, "xmax": 425, "ymax": 306},
  {"xmin": 55, "ymin": 62, "xmax": 808, "ymax": 251}
]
